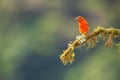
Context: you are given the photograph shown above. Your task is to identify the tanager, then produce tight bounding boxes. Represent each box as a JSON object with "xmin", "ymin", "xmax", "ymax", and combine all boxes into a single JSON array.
[{"xmin": 75, "ymin": 16, "xmax": 90, "ymax": 35}]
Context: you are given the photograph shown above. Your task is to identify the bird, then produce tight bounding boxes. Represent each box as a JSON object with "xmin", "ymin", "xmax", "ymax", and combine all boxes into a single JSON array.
[{"xmin": 75, "ymin": 16, "xmax": 90, "ymax": 35}]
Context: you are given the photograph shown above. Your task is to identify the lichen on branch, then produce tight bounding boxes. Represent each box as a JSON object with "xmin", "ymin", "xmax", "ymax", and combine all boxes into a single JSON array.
[{"xmin": 59, "ymin": 26, "xmax": 120, "ymax": 65}]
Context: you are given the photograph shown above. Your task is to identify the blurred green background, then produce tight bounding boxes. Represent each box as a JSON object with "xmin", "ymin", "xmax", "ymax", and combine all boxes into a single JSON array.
[{"xmin": 0, "ymin": 0, "xmax": 120, "ymax": 80}]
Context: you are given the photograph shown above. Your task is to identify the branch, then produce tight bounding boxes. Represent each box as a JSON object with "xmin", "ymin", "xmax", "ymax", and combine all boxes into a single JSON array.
[{"xmin": 59, "ymin": 26, "xmax": 120, "ymax": 65}]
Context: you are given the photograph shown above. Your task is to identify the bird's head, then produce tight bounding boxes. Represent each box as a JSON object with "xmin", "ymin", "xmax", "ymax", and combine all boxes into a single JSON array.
[{"xmin": 75, "ymin": 16, "xmax": 84, "ymax": 22}]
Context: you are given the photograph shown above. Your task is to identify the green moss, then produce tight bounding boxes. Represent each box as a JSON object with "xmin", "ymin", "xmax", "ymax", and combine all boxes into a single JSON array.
[{"xmin": 60, "ymin": 26, "xmax": 120, "ymax": 65}]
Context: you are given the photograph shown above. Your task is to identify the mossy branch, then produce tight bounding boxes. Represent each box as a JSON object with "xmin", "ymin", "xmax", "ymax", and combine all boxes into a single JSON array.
[{"xmin": 59, "ymin": 26, "xmax": 120, "ymax": 65}]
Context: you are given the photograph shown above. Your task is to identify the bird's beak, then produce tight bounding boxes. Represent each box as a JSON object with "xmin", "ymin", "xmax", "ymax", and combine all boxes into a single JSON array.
[
  {"xmin": 75, "ymin": 17, "xmax": 78, "ymax": 20},
  {"xmin": 75, "ymin": 16, "xmax": 79, "ymax": 20}
]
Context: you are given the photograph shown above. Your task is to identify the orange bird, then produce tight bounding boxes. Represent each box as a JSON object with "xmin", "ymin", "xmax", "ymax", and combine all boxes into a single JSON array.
[{"xmin": 75, "ymin": 16, "xmax": 90, "ymax": 35}]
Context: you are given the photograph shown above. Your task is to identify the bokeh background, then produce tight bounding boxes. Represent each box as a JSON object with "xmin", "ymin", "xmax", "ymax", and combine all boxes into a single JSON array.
[{"xmin": 0, "ymin": 0, "xmax": 120, "ymax": 80}]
